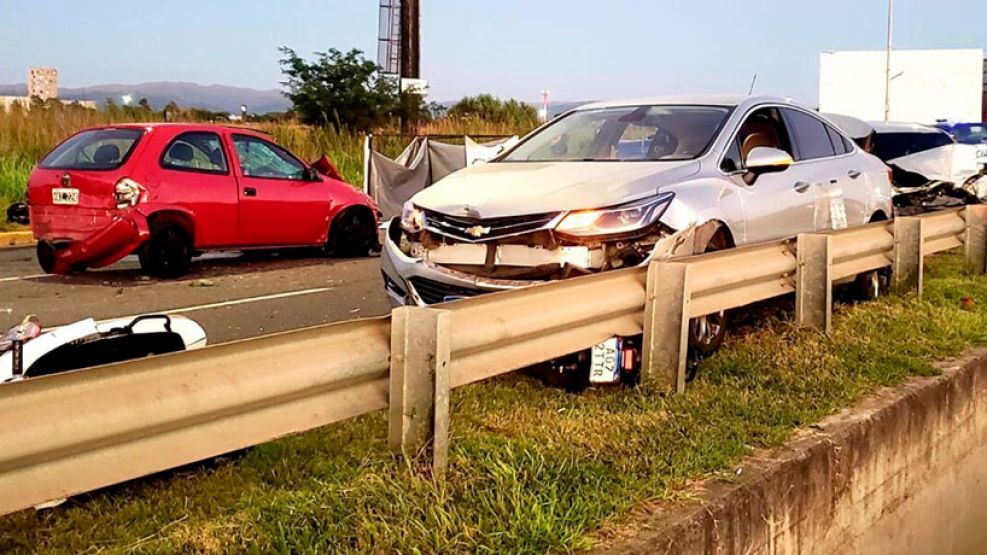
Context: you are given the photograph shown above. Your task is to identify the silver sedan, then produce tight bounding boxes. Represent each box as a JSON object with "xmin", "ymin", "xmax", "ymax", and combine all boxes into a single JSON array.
[{"xmin": 381, "ymin": 95, "xmax": 893, "ymax": 373}]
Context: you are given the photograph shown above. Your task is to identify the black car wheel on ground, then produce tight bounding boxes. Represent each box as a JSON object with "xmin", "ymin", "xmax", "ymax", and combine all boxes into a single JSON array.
[
  {"xmin": 326, "ymin": 209, "xmax": 377, "ymax": 258},
  {"xmin": 36, "ymin": 240, "xmax": 56, "ymax": 274},
  {"xmin": 139, "ymin": 223, "xmax": 193, "ymax": 278}
]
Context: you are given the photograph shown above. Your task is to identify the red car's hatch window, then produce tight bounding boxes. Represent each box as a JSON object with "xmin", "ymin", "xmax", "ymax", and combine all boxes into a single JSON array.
[{"xmin": 40, "ymin": 128, "xmax": 144, "ymax": 171}]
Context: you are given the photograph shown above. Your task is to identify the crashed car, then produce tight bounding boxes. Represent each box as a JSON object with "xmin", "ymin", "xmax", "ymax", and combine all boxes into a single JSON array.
[
  {"xmin": 1, "ymin": 314, "xmax": 206, "ymax": 383},
  {"xmin": 382, "ymin": 95, "xmax": 894, "ymax": 385},
  {"xmin": 868, "ymin": 122, "xmax": 987, "ymax": 214},
  {"xmin": 27, "ymin": 124, "xmax": 378, "ymax": 277}
]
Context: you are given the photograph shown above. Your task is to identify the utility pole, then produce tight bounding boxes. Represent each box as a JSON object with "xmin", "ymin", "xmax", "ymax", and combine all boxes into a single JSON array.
[
  {"xmin": 884, "ymin": 0, "xmax": 894, "ymax": 122},
  {"xmin": 399, "ymin": 0, "xmax": 421, "ymax": 133},
  {"xmin": 400, "ymin": 0, "xmax": 421, "ymax": 81}
]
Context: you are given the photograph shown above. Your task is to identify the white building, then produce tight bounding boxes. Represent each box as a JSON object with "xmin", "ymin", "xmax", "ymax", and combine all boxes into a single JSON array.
[{"xmin": 819, "ymin": 48, "xmax": 985, "ymax": 123}]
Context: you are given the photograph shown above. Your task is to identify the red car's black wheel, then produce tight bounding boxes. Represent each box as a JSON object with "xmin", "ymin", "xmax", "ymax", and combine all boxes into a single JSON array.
[
  {"xmin": 326, "ymin": 209, "xmax": 377, "ymax": 258},
  {"xmin": 36, "ymin": 241, "xmax": 56, "ymax": 274},
  {"xmin": 139, "ymin": 223, "xmax": 192, "ymax": 278}
]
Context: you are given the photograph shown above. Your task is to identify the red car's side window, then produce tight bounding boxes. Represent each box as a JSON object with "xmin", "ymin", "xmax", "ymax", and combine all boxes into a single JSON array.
[
  {"xmin": 160, "ymin": 132, "xmax": 229, "ymax": 175},
  {"xmin": 231, "ymin": 134, "xmax": 306, "ymax": 180}
]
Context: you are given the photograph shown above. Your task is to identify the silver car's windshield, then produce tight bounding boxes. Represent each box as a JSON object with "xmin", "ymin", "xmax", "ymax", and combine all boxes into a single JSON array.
[{"xmin": 503, "ymin": 105, "xmax": 732, "ymax": 162}]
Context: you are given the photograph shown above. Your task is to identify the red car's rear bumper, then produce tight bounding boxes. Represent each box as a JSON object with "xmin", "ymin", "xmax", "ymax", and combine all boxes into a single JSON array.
[{"xmin": 30, "ymin": 206, "xmax": 150, "ymax": 272}]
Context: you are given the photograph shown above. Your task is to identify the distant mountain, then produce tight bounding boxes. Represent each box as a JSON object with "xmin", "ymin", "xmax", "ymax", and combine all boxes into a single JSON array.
[{"xmin": 0, "ymin": 81, "xmax": 291, "ymax": 114}]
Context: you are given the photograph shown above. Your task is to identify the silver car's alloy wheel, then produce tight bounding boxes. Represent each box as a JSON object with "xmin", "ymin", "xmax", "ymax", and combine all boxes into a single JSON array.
[{"xmin": 690, "ymin": 311, "xmax": 725, "ymax": 348}]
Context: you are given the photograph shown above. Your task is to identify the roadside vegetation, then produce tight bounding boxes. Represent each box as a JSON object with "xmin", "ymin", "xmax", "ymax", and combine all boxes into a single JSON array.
[{"xmin": 1, "ymin": 253, "xmax": 984, "ymax": 553}]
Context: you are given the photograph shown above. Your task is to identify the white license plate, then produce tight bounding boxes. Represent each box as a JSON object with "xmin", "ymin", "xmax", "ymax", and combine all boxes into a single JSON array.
[
  {"xmin": 976, "ymin": 146, "xmax": 987, "ymax": 163},
  {"xmin": 590, "ymin": 337, "xmax": 622, "ymax": 384},
  {"xmin": 52, "ymin": 188, "xmax": 79, "ymax": 205}
]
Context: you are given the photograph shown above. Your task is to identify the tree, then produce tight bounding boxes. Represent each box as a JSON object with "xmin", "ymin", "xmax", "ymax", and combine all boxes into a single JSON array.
[
  {"xmin": 447, "ymin": 94, "xmax": 538, "ymax": 128},
  {"xmin": 280, "ymin": 47, "xmax": 419, "ymax": 131}
]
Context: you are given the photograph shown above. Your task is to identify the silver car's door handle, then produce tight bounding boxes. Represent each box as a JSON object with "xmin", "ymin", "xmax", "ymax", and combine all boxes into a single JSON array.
[
  {"xmin": 848, "ymin": 169, "xmax": 862, "ymax": 179},
  {"xmin": 793, "ymin": 181, "xmax": 812, "ymax": 193}
]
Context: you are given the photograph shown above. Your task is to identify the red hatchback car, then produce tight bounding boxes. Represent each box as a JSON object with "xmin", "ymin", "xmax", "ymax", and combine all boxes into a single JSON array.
[{"xmin": 27, "ymin": 124, "xmax": 378, "ymax": 277}]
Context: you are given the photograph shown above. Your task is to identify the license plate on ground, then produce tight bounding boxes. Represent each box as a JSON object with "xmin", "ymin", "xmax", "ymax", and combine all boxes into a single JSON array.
[
  {"xmin": 52, "ymin": 188, "xmax": 79, "ymax": 205},
  {"xmin": 590, "ymin": 337, "xmax": 622, "ymax": 384}
]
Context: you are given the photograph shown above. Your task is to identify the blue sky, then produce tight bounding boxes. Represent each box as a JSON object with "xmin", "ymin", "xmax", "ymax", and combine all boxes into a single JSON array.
[{"xmin": 1, "ymin": 0, "xmax": 985, "ymax": 104}]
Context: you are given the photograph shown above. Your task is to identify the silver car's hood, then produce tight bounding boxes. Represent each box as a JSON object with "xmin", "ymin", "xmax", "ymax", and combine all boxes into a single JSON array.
[{"xmin": 412, "ymin": 160, "xmax": 701, "ymax": 218}]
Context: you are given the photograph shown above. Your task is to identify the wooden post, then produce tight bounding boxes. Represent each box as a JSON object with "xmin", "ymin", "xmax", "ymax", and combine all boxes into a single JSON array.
[
  {"xmin": 641, "ymin": 261, "xmax": 691, "ymax": 394},
  {"xmin": 893, "ymin": 217, "xmax": 924, "ymax": 296},
  {"xmin": 964, "ymin": 205, "xmax": 987, "ymax": 275},
  {"xmin": 388, "ymin": 306, "xmax": 451, "ymax": 476},
  {"xmin": 796, "ymin": 234, "xmax": 833, "ymax": 333}
]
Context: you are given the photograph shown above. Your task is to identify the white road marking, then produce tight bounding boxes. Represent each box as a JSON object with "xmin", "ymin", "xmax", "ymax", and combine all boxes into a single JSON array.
[
  {"xmin": 48, "ymin": 287, "xmax": 335, "ymax": 328},
  {"xmin": 0, "ymin": 274, "xmax": 49, "ymax": 283},
  {"xmin": 164, "ymin": 287, "xmax": 335, "ymax": 315}
]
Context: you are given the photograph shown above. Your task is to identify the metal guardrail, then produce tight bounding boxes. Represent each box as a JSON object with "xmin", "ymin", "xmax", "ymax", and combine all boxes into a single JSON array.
[{"xmin": 0, "ymin": 206, "xmax": 985, "ymax": 515}]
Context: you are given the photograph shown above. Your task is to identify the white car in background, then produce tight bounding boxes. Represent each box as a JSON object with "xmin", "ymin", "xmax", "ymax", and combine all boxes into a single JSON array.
[
  {"xmin": 868, "ymin": 122, "xmax": 987, "ymax": 211},
  {"xmin": 381, "ymin": 95, "xmax": 894, "ymax": 387}
]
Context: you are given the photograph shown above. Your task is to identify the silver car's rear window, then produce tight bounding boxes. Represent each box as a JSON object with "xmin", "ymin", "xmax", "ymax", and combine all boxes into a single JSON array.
[
  {"xmin": 503, "ymin": 105, "xmax": 732, "ymax": 163},
  {"xmin": 40, "ymin": 128, "xmax": 144, "ymax": 171}
]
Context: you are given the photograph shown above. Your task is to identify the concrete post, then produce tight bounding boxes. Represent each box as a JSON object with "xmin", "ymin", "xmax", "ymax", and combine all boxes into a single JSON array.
[
  {"xmin": 796, "ymin": 234, "xmax": 833, "ymax": 333},
  {"xmin": 893, "ymin": 217, "xmax": 924, "ymax": 296},
  {"xmin": 964, "ymin": 205, "xmax": 987, "ymax": 275},
  {"xmin": 388, "ymin": 306, "xmax": 451, "ymax": 476},
  {"xmin": 641, "ymin": 261, "xmax": 691, "ymax": 394}
]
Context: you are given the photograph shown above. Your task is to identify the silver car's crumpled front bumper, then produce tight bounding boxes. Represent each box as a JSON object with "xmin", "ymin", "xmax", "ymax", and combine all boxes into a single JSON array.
[
  {"xmin": 380, "ymin": 217, "xmax": 712, "ymax": 307},
  {"xmin": 380, "ymin": 219, "xmax": 536, "ymax": 307}
]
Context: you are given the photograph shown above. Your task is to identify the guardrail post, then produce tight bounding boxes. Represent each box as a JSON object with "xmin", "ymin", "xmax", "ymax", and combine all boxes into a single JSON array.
[
  {"xmin": 796, "ymin": 234, "xmax": 832, "ymax": 333},
  {"xmin": 388, "ymin": 306, "xmax": 451, "ymax": 477},
  {"xmin": 964, "ymin": 205, "xmax": 987, "ymax": 275},
  {"xmin": 893, "ymin": 217, "xmax": 924, "ymax": 296},
  {"xmin": 641, "ymin": 261, "xmax": 690, "ymax": 394}
]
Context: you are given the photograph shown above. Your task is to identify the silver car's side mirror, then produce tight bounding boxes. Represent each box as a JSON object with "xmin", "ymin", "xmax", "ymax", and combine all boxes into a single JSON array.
[{"xmin": 743, "ymin": 147, "xmax": 794, "ymax": 184}]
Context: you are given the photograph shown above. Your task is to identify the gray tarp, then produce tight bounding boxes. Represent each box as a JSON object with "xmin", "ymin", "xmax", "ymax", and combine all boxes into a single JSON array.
[{"xmin": 367, "ymin": 136, "xmax": 519, "ymax": 220}]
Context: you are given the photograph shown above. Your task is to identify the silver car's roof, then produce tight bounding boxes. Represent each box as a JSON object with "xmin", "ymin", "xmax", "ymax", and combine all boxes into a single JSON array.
[{"xmin": 576, "ymin": 95, "xmax": 800, "ymax": 111}]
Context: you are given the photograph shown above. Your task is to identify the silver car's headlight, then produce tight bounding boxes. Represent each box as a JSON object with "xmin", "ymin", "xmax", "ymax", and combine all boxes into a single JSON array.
[
  {"xmin": 401, "ymin": 201, "xmax": 426, "ymax": 233},
  {"xmin": 555, "ymin": 192, "xmax": 675, "ymax": 237}
]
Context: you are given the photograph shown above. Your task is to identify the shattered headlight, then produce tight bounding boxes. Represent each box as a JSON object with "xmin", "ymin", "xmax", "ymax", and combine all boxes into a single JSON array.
[
  {"xmin": 555, "ymin": 192, "xmax": 675, "ymax": 237},
  {"xmin": 401, "ymin": 201, "xmax": 426, "ymax": 234}
]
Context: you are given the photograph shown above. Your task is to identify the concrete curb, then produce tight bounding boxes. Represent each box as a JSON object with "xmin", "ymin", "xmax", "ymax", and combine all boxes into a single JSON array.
[
  {"xmin": 0, "ymin": 231, "xmax": 34, "ymax": 249},
  {"xmin": 593, "ymin": 349, "xmax": 987, "ymax": 554}
]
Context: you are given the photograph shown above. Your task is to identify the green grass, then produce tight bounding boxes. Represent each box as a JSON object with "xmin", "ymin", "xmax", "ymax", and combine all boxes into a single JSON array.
[
  {"xmin": 0, "ymin": 154, "xmax": 32, "ymax": 207},
  {"xmin": 2, "ymin": 257, "xmax": 985, "ymax": 554}
]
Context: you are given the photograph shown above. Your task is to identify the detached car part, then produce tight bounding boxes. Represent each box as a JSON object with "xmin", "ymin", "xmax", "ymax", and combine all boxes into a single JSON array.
[{"xmin": 1, "ymin": 314, "xmax": 207, "ymax": 384}]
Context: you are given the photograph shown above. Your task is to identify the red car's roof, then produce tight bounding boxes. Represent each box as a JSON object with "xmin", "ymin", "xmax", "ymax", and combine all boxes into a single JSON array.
[{"xmin": 78, "ymin": 123, "xmax": 272, "ymax": 137}]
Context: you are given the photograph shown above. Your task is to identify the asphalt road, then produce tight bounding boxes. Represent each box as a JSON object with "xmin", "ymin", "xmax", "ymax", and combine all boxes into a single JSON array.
[{"xmin": 0, "ymin": 246, "xmax": 391, "ymax": 344}]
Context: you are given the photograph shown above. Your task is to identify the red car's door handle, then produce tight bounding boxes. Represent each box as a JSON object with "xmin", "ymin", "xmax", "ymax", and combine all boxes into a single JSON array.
[{"xmin": 243, "ymin": 187, "xmax": 257, "ymax": 197}]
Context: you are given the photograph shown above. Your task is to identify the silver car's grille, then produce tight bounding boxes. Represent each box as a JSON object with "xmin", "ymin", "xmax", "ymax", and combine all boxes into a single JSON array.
[
  {"xmin": 423, "ymin": 210, "xmax": 561, "ymax": 242},
  {"xmin": 409, "ymin": 277, "xmax": 486, "ymax": 305}
]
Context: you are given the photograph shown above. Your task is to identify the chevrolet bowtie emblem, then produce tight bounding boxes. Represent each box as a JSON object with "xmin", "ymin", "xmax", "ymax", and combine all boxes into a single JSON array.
[{"xmin": 465, "ymin": 225, "xmax": 492, "ymax": 238}]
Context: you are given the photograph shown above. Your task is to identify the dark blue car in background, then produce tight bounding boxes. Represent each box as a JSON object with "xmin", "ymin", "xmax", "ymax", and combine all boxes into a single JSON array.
[{"xmin": 937, "ymin": 122, "xmax": 987, "ymax": 144}]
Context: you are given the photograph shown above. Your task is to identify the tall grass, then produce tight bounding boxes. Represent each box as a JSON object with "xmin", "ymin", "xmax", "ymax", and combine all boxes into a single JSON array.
[{"xmin": 0, "ymin": 107, "xmax": 533, "ymax": 209}]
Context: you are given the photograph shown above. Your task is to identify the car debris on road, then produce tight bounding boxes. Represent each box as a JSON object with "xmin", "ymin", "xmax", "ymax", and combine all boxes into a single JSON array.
[{"xmin": 1, "ymin": 314, "xmax": 206, "ymax": 383}]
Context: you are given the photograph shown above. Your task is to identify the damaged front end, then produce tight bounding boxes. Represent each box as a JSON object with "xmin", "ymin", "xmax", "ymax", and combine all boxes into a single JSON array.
[
  {"xmin": 884, "ymin": 144, "xmax": 987, "ymax": 216},
  {"xmin": 381, "ymin": 193, "xmax": 719, "ymax": 388},
  {"xmin": 389, "ymin": 193, "xmax": 705, "ymax": 299}
]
